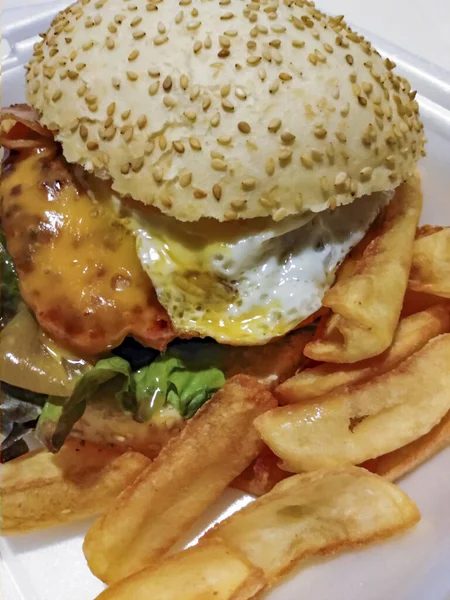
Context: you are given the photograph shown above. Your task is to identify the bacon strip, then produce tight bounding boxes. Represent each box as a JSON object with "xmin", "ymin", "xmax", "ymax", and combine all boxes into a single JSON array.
[{"xmin": 1, "ymin": 104, "xmax": 54, "ymax": 150}]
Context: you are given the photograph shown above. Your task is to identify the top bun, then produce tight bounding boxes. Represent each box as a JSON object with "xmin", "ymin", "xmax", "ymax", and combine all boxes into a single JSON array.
[{"xmin": 26, "ymin": 0, "xmax": 425, "ymax": 222}]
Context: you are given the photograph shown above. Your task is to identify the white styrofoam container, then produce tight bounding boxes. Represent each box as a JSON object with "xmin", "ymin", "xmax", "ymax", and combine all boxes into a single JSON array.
[{"xmin": 1, "ymin": 4, "xmax": 450, "ymax": 600}]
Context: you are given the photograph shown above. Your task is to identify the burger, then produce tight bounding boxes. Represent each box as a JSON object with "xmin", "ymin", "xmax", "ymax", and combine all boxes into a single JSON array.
[{"xmin": 0, "ymin": 0, "xmax": 424, "ymax": 460}]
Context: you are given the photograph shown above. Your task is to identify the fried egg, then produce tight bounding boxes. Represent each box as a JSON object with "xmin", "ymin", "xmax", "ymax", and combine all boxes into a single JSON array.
[{"xmin": 131, "ymin": 191, "xmax": 392, "ymax": 345}]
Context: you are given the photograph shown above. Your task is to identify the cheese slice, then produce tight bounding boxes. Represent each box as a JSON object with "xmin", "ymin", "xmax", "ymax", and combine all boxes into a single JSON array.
[{"xmin": 1, "ymin": 149, "xmax": 173, "ymax": 355}]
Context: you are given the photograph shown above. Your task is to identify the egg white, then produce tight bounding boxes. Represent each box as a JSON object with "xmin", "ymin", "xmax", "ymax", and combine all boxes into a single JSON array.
[{"xmin": 130, "ymin": 191, "xmax": 392, "ymax": 345}]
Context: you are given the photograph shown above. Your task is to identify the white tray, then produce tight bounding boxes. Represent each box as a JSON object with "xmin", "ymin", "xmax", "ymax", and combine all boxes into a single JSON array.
[{"xmin": 2, "ymin": 4, "xmax": 450, "ymax": 600}]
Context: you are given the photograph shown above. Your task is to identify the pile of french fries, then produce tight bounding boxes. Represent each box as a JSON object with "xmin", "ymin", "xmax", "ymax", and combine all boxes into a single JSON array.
[{"xmin": 2, "ymin": 175, "xmax": 450, "ymax": 599}]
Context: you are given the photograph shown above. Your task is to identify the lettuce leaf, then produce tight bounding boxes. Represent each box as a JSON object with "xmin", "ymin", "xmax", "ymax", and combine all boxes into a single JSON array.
[
  {"xmin": 135, "ymin": 344, "xmax": 225, "ymax": 421},
  {"xmin": 37, "ymin": 357, "xmax": 133, "ymax": 452},
  {"xmin": 36, "ymin": 343, "xmax": 225, "ymax": 452},
  {"xmin": 0, "ymin": 227, "xmax": 21, "ymax": 329}
]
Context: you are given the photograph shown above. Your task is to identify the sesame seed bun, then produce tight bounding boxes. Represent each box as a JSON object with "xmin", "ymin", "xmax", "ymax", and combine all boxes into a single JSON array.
[{"xmin": 26, "ymin": 0, "xmax": 425, "ymax": 222}]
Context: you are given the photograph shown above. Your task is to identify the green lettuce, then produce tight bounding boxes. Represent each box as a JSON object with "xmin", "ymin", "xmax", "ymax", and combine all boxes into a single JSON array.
[
  {"xmin": 36, "ymin": 344, "xmax": 225, "ymax": 452},
  {"xmin": 134, "ymin": 346, "xmax": 225, "ymax": 421},
  {"xmin": 0, "ymin": 227, "xmax": 21, "ymax": 329},
  {"xmin": 37, "ymin": 357, "xmax": 133, "ymax": 452}
]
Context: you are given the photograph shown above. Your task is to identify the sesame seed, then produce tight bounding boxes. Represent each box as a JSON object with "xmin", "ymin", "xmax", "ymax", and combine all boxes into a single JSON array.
[
  {"xmin": 202, "ymin": 95, "xmax": 211, "ymax": 111},
  {"xmin": 335, "ymin": 130, "xmax": 347, "ymax": 143},
  {"xmin": 121, "ymin": 163, "xmax": 131, "ymax": 175},
  {"xmin": 238, "ymin": 121, "xmax": 251, "ymax": 134},
  {"xmin": 179, "ymin": 74, "xmax": 189, "ymax": 90},
  {"xmin": 212, "ymin": 159, "xmax": 227, "ymax": 171},
  {"xmin": 210, "ymin": 113, "xmax": 221, "ymax": 127},
  {"xmin": 159, "ymin": 135, "xmax": 168, "ymax": 150},
  {"xmin": 154, "ymin": 34, "xmax": 168, "ymax": 45},
  {"xmin": 133, "ymin": 30, "xmax": 146, "ymax": 40},
  {"xmin": 190, "ymin": 85, "xmax": 200, "ymax": 100},
  {"xmin": 184, "ymin": 110, "xmax": 197, "ymax": 122},
  {"xmin": 279, "ymin": 149, "xmax": 292, "ymax": 164},
  {"xmin": 265, "ymin": 157, "xmax": 275, "ymax": 176},
  {"xmin": 86, "ymin": 93, "xmax": 98, "ymax": 105},
  {"xmin": 268, "ymin": 118, "xmax": 282, "ymax": 133},
  {"xmin": 163, "ymin": 76, "xmax": 173, "ymax": 92},
  {"xmin": 258, "ymin": 68, "xmax": 267, "ymax": 81},
  {"xmin": 235, "ymin": 87, "xmax": 247, "ymax": 100},
  {"xmin": 172, "ymin": 141, "xmax": 185, "ymax": 154},
  {"xmin": 153, "ymin": 167, "xmax": 163, "ymax": 183},
  {"xmin": 219, "ymin": 35, "xmax": 231, "ymax": 48},
  {"xmin": 241, "ymin": 178, "xmax": 257, "ymax": 191},
  {"xmin": 69, "ymin": 118, "xmax": 79, "ymax": 131},
  {"xmin": 193, "ymin": 40, "xmax": 202, "ymax": 53},
  {"xmin": 281, "ymin": 131, "xmax": 295, "ymax": 144},
  {"xmin": 269, "ymin": 79, "xmax": 280, "ymax": 94},
  {"xmin": 52, "ymin": 90, "xmax": 63, "ymax": 102},
  {"xmin": 128, "ymin": 49, "xmax": 139, "ymax": 62},
  {"xmin": 335, "ymin": 172, "xmax": 348, "ymax": 191},
  {"xmin": 149, "ymin": 81, "xmax": 160, "ymax": 95},
  {"xmin": 137, "ymin": 115, "xmax": 147, "ymax": 129},
  {"xmin": 194, "ymin": 189, "xmax": 207, "ymax": 199},
  {"xmin": 204, "ymin": 35, "xmax": 212, "ymax": 49},
  {"xmin": 246, "ymin": 55, "xmax": 262, "ymax": 66},
  {"xmin": 360, "ymin": 167, "xmax": 373, "ymax": 182},
  {"xmin": 79, "ymin": 124, "xmax": 88, "ymax": 140},
  {"xmin": 127, "ymin": 71, "xmax": 139, "ymax": 81},
  {"xmin": 221, "ymin": 84, "xmax": 231, "ymax": 97},
  {"xmin": 86, "ymin": 140, "xmax": 99, "ymax": 151},
  {"xmin": 231, "ymin": 199, "xmax": 246, "ymax": 210},
  {"xmin": 189, "ymin": 137, "xmax": 202, "ymax": 150},
  {"xmin": 222, "ymin": 98, "xmax": 235, "ymax": 111},
  {"xmin": 112, "ymin": 77, "xmax": 121, "ymax": 89},
  {"xmin": 292, "ymin": 39, "xmax": 305, "ymax": 48},
  {"xmin": 220, "ymin": 12, "xmax": 234, "ymax": 20},
  {"xmin": 213, "ymin": 184, "xmax": 222, "ymax": 200},
  {"xmin": 163, "ymin": 95, "xmax": 177, "ymax": 108},
  {"xmin": 179, "ymin": 172, "xmax": 192, "ymax": 188},
  {"xmin": 300, "ymin": 154, "xmax": 313, "ymax": 169}
]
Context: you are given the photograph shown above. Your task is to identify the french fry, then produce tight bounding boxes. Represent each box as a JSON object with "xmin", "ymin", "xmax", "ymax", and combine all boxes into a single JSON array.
[
  {"xmin": 401, "ymin": 288, "xmax": 444, "ymax": 317},
  {"xmin": 1, "ymin": 440, "xmax": 150, "ymax": 535},
  {"xmin": 256, "ymin": 334, "xmax": 450, "ymax": 472},
  {"xmin": 232, "ymin": 447, "xmax": 288, "ymax": 497},
  {"xmin": 362, "ymin": 409, "xmax": 450, "ymax": 482},
  {"xmin": 94, "ymin": 540, "xmax": 265, "ymax": 600},
  {"xmin": 83, "ymin": 375, "xmax": 277, "ymax": 584},
  {"xmin": 305, "ymin": 174, "xmax": 423, "ymax": 364},
  {"xmin": 409, "ymin": 226, "xmax": 450, "ymax": 298},
  {"xmin": 276, "ymin": 304, "xmax": 450, "ymax": 404},
  {"xmin": 95, "ymin": 468, "xmax": 418, "ymax": 600},
  {"xmin": 206, "ymin": 467, "xmax": 419, "ymax": 583}
]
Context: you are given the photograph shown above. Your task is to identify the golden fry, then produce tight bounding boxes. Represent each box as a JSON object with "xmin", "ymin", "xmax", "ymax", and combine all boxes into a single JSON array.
[
  {"xmin": 277, "ymin": 304, "xmax": 450, "ymax": 404},
  {"xmin": 207, "ymin": 467, "xmax": 419, "ymax": 582},
  {"xmin": 409, "ymin": 226, "xmax": 450, "ymax": 297},
  {"xmin": 83, "ymin": 376, "xmax": 277, "ymax": 584},
  {"xmin": 256, "ymin": 335, "xmax": 450, "ymax": 472},
  {"xmin": 363, "ymin": 409, "xmax": 450, "ymax": 482},
  {"xmin": 401, "ymin": 288, "xmax": 444, "ymax": 317},
  {"xmin": 94, "ymin": 540, "xmax": 265, "ymax": 600},
  {"xmin": 1, "ymin": 440, "xmax": 150, "ymax": 535},
  {"xmin": 305, "ymin": 174, "xmax": 423, "ymax": 363}
]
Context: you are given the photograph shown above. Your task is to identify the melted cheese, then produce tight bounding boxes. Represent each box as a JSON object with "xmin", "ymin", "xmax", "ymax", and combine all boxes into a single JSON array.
[{"xmin": 1, "ymin": 149, "xmax": 173, "ymax": 355}]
